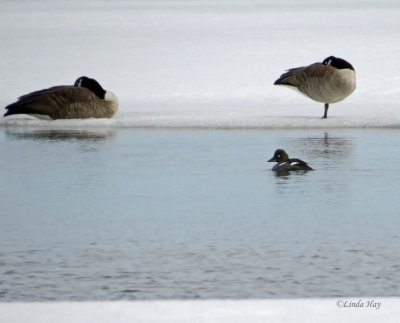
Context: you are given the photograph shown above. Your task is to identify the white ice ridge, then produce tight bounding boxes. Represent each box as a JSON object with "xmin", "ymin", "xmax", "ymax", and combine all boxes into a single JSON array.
[
  {"xmin": 2, "ymin": 110, "xmax": 400, "ymax": 129},
  {"xmin": 0, "ymin": 299, "xmax": 399, "ymax": 323}
]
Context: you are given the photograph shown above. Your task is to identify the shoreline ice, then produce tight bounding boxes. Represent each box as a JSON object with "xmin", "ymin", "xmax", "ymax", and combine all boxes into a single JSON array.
[
  {"xmin": 2, "ymin": 98, "xmax": 400, "ymax": 130},
  {"xmin": 1, "ymin": 298, "xmax": 399, "ymax": 323},
  {"xmin": 2, "ymin": 113, "xmax": 400, "ymax": 130}
]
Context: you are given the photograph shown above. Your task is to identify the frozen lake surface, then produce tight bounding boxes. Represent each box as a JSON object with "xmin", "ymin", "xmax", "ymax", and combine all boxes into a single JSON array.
[
  {"xmin": 1, "ymin": 0, "xmax": 400, "ymax": 128},
  {"xmin": 1, "ymin": 127, "xmax": 400, "ymax": 301},
  {"xmin": 1, "ymin": 299, "xmax": 400, "ymax": 323}
]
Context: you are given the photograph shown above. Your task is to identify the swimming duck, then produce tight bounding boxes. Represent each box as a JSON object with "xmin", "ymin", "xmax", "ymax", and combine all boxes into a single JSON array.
[
  {"xmin": 274, "ymin": 56, "xmax": 356, "ymax": 118},
  {"xmin": 268, "ymin": 149, "xmax": 313, "ymax": 172},
  {"xmin": 4, "ymin": 76, "xmax": 119, "ymax": 119}
]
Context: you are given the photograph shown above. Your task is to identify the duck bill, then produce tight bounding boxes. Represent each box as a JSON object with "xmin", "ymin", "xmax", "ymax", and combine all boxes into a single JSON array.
[{"xmin": 267, "ymin": 157, "xmax": 276, "ymax": 162}]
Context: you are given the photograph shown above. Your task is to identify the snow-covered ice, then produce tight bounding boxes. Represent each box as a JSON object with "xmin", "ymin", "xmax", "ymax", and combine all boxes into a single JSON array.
[
  {"xmin": 1, "ymin": 0, "xmax": 400, "ymax": 128},
  {"xmin": 1, "ymin": 299, "xmax": 400, "ymax": 323}
]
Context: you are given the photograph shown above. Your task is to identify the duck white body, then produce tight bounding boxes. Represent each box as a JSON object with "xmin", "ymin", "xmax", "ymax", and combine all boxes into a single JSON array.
[
  {"xmin": 4, "ymin": 76, "xmax": 119, "ymax": 119},
  {"xmin": 274, "ymin": 56, "xmax": 356, "ymax": 118}
]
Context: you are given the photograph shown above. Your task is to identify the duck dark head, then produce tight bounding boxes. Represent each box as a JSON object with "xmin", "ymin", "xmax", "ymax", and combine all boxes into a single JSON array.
[
  {"xmin": 268, "ymin": 149, "xmax": 289, "ymax": 163},
  {"xmin": 74, "ymin": 76, "xmax": 106, "ymax": 99},
  {"xmin": 322, "ymin": 56, "xmax": 355, "ymax": 71}
]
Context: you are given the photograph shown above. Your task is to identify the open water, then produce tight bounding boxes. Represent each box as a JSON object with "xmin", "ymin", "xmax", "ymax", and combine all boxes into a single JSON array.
[{"xmin": 1, "ymin": 126, "xmax": 399, "ymax": 300}]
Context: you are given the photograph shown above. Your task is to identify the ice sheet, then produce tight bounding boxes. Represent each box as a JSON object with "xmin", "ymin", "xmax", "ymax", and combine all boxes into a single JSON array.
[
  {"xmin": 1, "ymin": 299, "xmax": 399, "ymax": 323},
  {"xmin": 1, "ymin": 0, "xmax": 400, "ymax": 128}
]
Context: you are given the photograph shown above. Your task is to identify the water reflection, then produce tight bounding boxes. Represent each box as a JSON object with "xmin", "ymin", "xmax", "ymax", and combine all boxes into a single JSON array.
[
  {"xmin": 283, "ymin": 132, "xmax": 355, "ymax": 161},
  {"xmin": 273, "ymin": 169, "xmax": 311, "ymax": 178},
  {"xmin": 5, "ymin": 127, "xmax": 117, "ymax": 141}
]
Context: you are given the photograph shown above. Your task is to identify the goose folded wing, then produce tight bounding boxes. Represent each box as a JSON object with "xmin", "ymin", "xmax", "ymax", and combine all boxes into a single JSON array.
[{"xmin": 5, "ymin": 86, "xmax": 98, "ymax": 117}]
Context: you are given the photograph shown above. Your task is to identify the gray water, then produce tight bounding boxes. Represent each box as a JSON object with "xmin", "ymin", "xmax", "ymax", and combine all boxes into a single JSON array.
[{"xmin": 1, "ymin": 126, "xmax": 400, "ymax": 301}]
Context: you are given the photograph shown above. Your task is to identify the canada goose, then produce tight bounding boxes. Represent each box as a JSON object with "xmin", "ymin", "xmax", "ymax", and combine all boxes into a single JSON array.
[
  {"xmin": 268, "ymin": 149, "xmax": 313, "ymax": 171},
  {"xmin": 4, "ymin": 76, "xmax": 119, "ymax": 119},
  {"xmin": 274, "ymin": 56, "xmax": 356, "ymax": 118}
]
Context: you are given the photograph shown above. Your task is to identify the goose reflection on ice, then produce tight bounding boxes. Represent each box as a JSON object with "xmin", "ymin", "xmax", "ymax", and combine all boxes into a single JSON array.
[{"xmin": 5, "ymin": 127, "xmax": 117, "ymax": 142}]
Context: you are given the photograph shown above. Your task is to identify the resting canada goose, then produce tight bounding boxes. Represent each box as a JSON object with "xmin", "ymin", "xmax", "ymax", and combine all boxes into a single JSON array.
[
  {"xmin": 4, "ymin": 76, "xmax": 119, "ymax": 119},
  {"xmin": 274, "ymin": 56, "xmax": 356, "ymax": 118}
]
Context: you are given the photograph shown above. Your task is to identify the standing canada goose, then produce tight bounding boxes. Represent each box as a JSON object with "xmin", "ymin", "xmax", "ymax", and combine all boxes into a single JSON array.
[
  {"xmin": 4, "ymin": 76, "xmax": 119, "ymax": 119},
  {"xmin": 274, "ymin": 56, "xmax": 356, "ymax": 118}
]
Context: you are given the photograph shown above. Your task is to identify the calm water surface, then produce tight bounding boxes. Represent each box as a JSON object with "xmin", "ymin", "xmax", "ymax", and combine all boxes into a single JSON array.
[{"xmin": 1, "ymin": 127, "xmax": 400, "ymax": 300}]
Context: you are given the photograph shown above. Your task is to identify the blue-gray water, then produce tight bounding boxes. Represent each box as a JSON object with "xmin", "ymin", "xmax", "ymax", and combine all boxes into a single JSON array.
[{"xmin": 1, "ymin": 126, "xmax": 400, "ymax": 301}]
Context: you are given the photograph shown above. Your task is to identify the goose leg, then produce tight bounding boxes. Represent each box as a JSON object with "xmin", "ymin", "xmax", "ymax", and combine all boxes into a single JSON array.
[{"xmin": 322, "ymin": 103, "xmax": 329, "ymax": 119}]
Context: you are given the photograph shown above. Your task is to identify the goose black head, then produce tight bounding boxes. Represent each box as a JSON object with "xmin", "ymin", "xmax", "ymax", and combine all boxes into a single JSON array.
[
  {"xmin": 74, "ymin": 76, "xmax": 106, "ymax": 99},
  {"xmin": 322, "ymin": 56, "xmax": 355, "ymax": 71}
]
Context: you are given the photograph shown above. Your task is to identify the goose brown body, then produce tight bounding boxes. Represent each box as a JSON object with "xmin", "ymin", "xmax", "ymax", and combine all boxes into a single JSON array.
[{"xmin": 4, "ymin": 77, "xmax": 118, "ymax": 119}]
